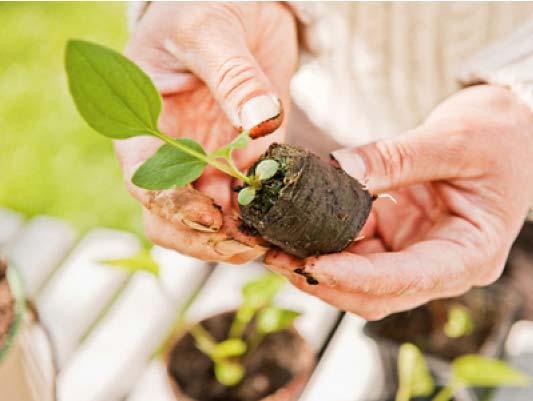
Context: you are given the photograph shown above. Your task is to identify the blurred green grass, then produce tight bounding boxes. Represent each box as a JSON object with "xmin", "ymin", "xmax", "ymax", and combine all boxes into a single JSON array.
[{"xmin": 0, "ymin": 2, "xmax": 144, "ymax": 238}]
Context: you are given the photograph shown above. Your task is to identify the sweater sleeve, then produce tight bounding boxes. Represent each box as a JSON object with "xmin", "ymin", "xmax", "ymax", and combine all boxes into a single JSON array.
[{"xmin": 457, "ymin": 20, "xmax": 533, "ymax": 112}]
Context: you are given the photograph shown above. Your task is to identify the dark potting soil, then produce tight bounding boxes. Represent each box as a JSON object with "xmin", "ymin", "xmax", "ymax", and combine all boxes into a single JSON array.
[
  {"xmin": 168, "ymin": 312, "xmax": 305, "ymax": 401},
  {"xmin": 0, "ymin": 259, "xmax": 15, "ymax": 349},
  {"xmin": 240, "ymin": 143, "xmax": 373, "ymax": 258},
  {"xmin": 367, "ymin": 287, "xmax": 502, "ymax": 360}
]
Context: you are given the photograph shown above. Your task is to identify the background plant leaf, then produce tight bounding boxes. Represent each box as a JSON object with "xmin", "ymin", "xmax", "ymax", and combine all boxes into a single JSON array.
[
  {"xmin": 132, "ymin": 140, "xmax": 207, "ymax": 190},
  {"xmin": 65, "ymin": 39, "xmax": 161, "ymax": 139},
  {"xmin": 242, "ymin": 273, "xmax": 285, "ymax": 310},
  {"xmin": 452, "ymin": 355, "xmax": 530, "ymax": 387},
  {"xmin": 444, "ymin": 304, "xmax": 474, "ymax": 338},
  {"xmin": 214, "ymin": 361, "xmax": 244, "ymax": 386},
  {"xmin": 256, "ymin": 307, "xmax": 301, "ymax": 335},
  {"xmin": 99, "ymin": 249, "xmax": 159, "ymax": 276},
  {"xmin": 396, "ymin": 343, "xmax": 435, "ymax": 401}
]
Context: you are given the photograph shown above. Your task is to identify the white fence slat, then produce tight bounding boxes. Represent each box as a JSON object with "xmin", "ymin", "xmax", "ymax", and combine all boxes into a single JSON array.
[
  {"xmin": 0, "ymin": 208, "xmax": 24, "ymax": 251},
  {"xmin": 9, "ymin": 216, "xmax": 77, "ymax": 296},
  {"xmin": 57, "ymin": 248, "xmax": 210, "ymax": 401},
  {"xmin": 37, "ymin": 229, "xmax": 140, "ymax": 368},
  {"xmin": 126, "ymin": 360, "xmax": 175, "ymax": 401},
  {"xmin": 298, "ymin": 314, "xmax": 383, "ymax": 401}
]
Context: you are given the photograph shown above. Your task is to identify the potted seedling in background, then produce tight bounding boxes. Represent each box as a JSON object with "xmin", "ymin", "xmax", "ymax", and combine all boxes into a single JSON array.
[
  {"xmin": 395, "ymin": 342, "xmax": 530, "ymax": 401},
  {"xmin": 365, "ymin": 283, "xmax": 522, "ymax": 401},
  {"xmin": 0, "ymin": 259, "xmax": 56, "ymax": 401},
  {"xmin": 65, "ymin": 40, "xmax": 374, "ymax": 260},
  {"xmin": 165, "ymin": 273, "xmax": 314, "ymax": 401}
]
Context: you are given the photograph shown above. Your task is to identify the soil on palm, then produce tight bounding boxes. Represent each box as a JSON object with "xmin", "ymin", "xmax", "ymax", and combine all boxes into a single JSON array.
[{"xmin": 168, "ymin": 312, "xmax": 310, "ymax": 401}]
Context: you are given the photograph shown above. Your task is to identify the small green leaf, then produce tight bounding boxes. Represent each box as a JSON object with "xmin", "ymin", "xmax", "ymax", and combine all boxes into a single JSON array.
[
  {"xmin": 452, "ymin": 355, "xmax": 530, "ymax": 387},
  {"xmin": 256, "ymin": 307, "xmax": 301, "ymax": 335},
  {"xmin": 237, "ymin": 187, "xmax": 256, "ymax": 206},
  {"xmin": 132, "ymin": 140, "xmax": 207, "ymax": 190},
  {"xmin": 211, "ymin": 339, "xmax": 247, "ymax": 360},
  {"xmin": 210, "ymin": 131, "xmax": 250, "ymax": 159},
  {"xmin": 255, "ymin": 160, "xmax": 279, "ymax": 181},
  {"xmin": 444, "ymin": 304, "xmax": 474, "ymax": 338},
  {"xmin": 65, "ymin": 40, "xmax": 161, "ymax": 139},
  {"xmin": 396, "ymin": 343, "xmax": 435, "ymax": 401},
  {"xmin": 242, "ymin": 273, "xmax": 285, "ymax": 309},
  {"xmin": 214, "ymin": 361, "xmax": 245, "ymax": 386},
  {"xmin": 99, "ymin": 249, "xmax": 159, "ymax": 276}
]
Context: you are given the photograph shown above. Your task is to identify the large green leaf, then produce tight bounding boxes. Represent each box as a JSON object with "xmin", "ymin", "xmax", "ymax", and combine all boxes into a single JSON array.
[
  {"xmin": 132, "ymin": 139, "xmax": 207, "ymax": 190},
  {"xmin": 65, "ymin": 39, "xmax": 161, "ymax": 139},
  {"xmin": 396, "ymin": 343, "xmax": 435, "ymax": 401},
  {"xmin": 99, "ymin": 249, "xmax": 159, "ymax": 276},
  {"xmin": 452, "ymin": 355, "xmax": 530, "ymax": 387}
]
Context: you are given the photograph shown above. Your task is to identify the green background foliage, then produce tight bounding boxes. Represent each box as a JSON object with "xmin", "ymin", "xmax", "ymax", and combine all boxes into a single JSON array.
[{"xmin": 0, "ymin": 3, "xmax": 144, "ymax": 238}]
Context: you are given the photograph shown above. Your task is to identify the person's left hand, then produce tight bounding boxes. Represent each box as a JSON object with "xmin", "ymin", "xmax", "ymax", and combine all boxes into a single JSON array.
[{"xmin": 265, "ymin": 84, "xmax": 533, "ymax": 320}]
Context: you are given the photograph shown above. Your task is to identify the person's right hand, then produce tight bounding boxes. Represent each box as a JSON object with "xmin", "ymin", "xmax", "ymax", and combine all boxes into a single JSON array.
[{"xmin": 115, "ymin": 2, "xmax": 298, "ymax": 262}]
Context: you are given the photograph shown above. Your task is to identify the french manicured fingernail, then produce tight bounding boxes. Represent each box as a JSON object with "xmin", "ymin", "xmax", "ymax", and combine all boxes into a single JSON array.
[
  {"xmin": 215, "ymin": 240, "xmax": 254, "ymax": 256},
  {"xmin": 181, "ymin": 218, "xmax": 218, "ymax": 233},
  {"xmin": 331, "ymin": 149, "xmax": 367, "ymax": 181},
  {"xmin": 239, "ymin": 95, "xmax": 281, "ymax": 133}
]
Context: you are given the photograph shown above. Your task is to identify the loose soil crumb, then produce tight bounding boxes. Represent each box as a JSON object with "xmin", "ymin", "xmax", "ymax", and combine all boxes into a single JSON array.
[{"xmin": 168, "ymin": 312, "xmax": 307, "ymax": 401}]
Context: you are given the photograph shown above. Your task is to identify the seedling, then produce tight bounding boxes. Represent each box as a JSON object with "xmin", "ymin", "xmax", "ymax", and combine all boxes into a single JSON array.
[
  {"xmin": 65, "ymin": 39, "xmax": 276, "ymax": 205},
  {"xmin": 396, "ymin": 302, "xmax": 529, "ymax": 401},
  {"xmin": 99, "ymin": 249, "xmax": 160, "ymax": 276},
  {"xmin": 188, "ymin": 273, "xmax": 301, "ymax": 386}
]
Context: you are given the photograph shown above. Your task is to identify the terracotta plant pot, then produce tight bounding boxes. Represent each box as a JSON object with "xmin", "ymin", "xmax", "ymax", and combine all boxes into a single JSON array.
[
  {"xmin": 165, "ymin": 311, "xmax": 315, "ymax": 401},
  {"xmin": 0, "ymin": 260, "xmax": 56, "ymax": 401},
  {"xmin": 364, "ymin": 283, "xmax": 522, "ymax": 401}
]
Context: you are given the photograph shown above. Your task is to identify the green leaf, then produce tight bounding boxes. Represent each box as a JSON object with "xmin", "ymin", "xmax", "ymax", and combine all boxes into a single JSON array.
[
  {"xmin": 396, "ymin": 343, "xmax": 435, "ymax": 401},
  {"xmin": 242, "ymin": 273, "xmax": 285, "ymax": 310},
  {"xmin": 237, "ymin": 187, "xmax": 256, "ymax": 206},
  {"xmin": 214, "ymin": 361, "xmax": 244, "ymax": 386},
  {"xmin": 211, "ymin": 339, "xmax": 247, "ymax": 360},
  {"xmin": 65, "ymin": 40, "xmax": 161, "ymax": 139},
  {"xmin": 444, "ymin": 304, "xmax": 474, "ymax": 338},
  {"xmin": 210, "ymin": 131, "xmax": 250, "ymax": 159},
  {"xmin": 132, "ymin": 140, "xmax": 207, "ymax": 190},
  {"xmin": 452, "ymin": 355, "xmax": 530, "ymax": 387},
  {"xmin": 256, "ymin": 307, "xmax": 301, "ymax": 335},
  {"xmin": 99, "ymin": 249, "xmax": 159, "ymax": 276},
  {"xmin": 255, "ymin": 160, "xmax": 279, "ymax": 181}
]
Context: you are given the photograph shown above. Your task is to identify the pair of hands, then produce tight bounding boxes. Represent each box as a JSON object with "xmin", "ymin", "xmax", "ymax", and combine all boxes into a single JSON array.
[{"xmin": 116, "ymin": 3, "xmax": 533, "ymax": 319}]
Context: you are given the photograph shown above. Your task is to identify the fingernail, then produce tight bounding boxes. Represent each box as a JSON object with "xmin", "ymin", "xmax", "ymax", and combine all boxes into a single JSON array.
[
  {"xmin": 239, "ymin": 95, "xmax": 281, "ymax": 135},
  {"xmin": 331, "ymin": 149, "xmax": 367, "ymax": 181},
  {"xmin": 182, "ymin": 218, "xmax": 218, "ymax": 233},
  {"xmin": 215, "ymin": 240, "xmax": 254, "ymax": 256}
]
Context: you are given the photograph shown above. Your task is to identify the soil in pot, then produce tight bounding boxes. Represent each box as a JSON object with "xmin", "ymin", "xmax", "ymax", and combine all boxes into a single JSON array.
[
  {"xmin": 0, "ymin": 259, "xmax": 15, "ymax": 351},
  {"xmin": 239, "ymin": 143, "xmax": 374, "ymax": 258},
  {"xmin": 366, "ymin": 286, "xmax": 513, "ymax": 361},
  {"xmin": 168, "ymin": 312, "xmax": 312, "ymax": 401},
  {"xmin": 504, "ymin": 221, "xmax": 533, "ymax": 319}
]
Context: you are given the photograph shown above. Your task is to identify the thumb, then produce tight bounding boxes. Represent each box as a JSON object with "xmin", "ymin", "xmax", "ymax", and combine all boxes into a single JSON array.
[
  {"xmin": 163, "ymin": 27, "xmax": 282, "ymax": 139},
  {"xmin": 331, "ymin": 128, "xmax": 468, "ymax": 193}
]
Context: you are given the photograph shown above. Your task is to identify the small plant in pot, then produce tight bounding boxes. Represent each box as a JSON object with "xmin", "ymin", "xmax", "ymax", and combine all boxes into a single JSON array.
[
  {"xmin": 65, "ymin": 40, "xmax": 375, "ymax": 259},
  {"xmin": 164, "ymin": 273, "xmax": 314, "ymax": 401},
  {"xmin": 364, "ymin": 283, "xmax": 522, "ymax": 401},
  {"xmin": 394, "ymin": 342, "xmax": 530, "ymax": 401},
  {"xmin": 0, "ymin": 258, "xmax": 56, "ymax": 401}
]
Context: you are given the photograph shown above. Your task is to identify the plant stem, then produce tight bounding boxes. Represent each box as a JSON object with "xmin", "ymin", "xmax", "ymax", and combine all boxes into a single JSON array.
[
  {"xmin": 431, "ymin": 384, "xmax": 455, "ymax": 401},
  {"xmin": 152, "ymin": 130, "xmax": 253, "ymax": 185},
  {"xmin": 189, "ymin": 323, "xmax": 217, "ymax": 357}
]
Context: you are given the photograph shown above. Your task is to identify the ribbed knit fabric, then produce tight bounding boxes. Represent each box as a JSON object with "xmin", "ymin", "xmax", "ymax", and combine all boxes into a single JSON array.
[{"xmin": 290, "ymin": 2, "xmax": 533, "ymax": 148}]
